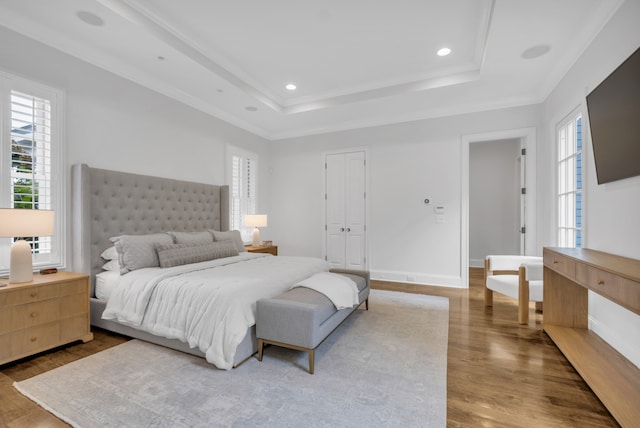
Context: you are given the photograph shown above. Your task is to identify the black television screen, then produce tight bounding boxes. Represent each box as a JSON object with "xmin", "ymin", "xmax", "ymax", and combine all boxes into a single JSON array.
[{"xmin": 586, "ymin": 46, "xmax": 640, "ymax": 184}]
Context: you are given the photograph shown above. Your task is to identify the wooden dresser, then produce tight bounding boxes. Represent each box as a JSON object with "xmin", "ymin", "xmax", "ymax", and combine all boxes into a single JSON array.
[
  {"xmin": 543, "ymin": 247, "xmax": 640, "ymax": 427},
  {"xmin": 0, "ymin": 271, "xmax": 93, "ymax": 365}
]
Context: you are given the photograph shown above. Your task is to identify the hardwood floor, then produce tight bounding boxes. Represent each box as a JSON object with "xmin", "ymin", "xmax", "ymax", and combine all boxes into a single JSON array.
[{"xmin": 0, "ymin": 269, "xmax": 619, "ymax": 427}]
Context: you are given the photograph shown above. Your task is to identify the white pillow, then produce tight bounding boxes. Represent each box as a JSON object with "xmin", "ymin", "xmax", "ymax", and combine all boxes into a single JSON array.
[
  {"xmin": 100, "ymin": 246, "xmax": 119, "ymax": 260},
  {"xmin": 102, "ymin": 259, "xmax": 120, "ymax": 271}
]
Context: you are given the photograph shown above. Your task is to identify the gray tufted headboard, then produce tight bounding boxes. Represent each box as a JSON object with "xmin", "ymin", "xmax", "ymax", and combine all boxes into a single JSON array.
[{"xmin": 71, "ymin": 164, "xmax": 229, "ymax": 296}]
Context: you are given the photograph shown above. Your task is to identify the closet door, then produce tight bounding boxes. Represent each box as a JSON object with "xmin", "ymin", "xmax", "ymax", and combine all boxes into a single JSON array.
[{"xmin": 325, "ymin": 151, "xmax": 366, "ymax": 269}]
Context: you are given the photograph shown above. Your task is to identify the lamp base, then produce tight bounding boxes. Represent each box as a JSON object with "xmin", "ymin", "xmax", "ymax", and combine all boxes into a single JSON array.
[
  {"xmin": 10, "ymin": 239, "xmax": 33, "ymax": 283},
  {"xmin": 252, "ymin": 227, "xmax": 261, "ymax": 247}
]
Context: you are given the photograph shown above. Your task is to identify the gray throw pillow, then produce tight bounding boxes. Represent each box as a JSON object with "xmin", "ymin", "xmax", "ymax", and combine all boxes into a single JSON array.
[
  {"xmin": 168, "ymin": 231, "xmax": 214, "ymax": 245},
  {"xmin": 209, "ymin": 230, "xmax": 246, "ymax": 253},
  {"xmin": 156, "ymin": 240, "xmax": 240, "ymax": 268},
  {"xmin": 111, "ymin": 233, "xmax": 174, "ymax": 274}
]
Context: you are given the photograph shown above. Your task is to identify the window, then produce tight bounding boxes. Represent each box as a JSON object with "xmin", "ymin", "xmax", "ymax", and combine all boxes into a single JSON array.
[
  {"xmin": 556, "ymin": 111, "xmax": 583, "ymax": 247},
  {"xmin": 226, "ymin": 145, "xmax": 257, "ymax": 242},
  {"xmin": 1, "ymin": 73, "xmax": 64, "ymax": 272}
]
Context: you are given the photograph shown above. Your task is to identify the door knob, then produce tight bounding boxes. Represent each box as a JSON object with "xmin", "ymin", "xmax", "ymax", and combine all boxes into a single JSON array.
[
  {"xmin": 340, "ymin": 228, "xmax": 345, "ymax": 232},
  {"xmin": 347, "ymin": 228, "xmax": 351, "ymax": 232}
]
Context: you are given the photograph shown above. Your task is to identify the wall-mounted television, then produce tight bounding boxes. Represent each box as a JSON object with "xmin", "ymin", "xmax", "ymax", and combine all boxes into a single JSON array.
[{"xmin": 586, "ymin": 46, "xmax": 640, "ymax": 185}]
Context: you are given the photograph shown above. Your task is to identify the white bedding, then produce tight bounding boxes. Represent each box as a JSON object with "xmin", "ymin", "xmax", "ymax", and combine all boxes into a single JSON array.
[
  {"xmin": 102, "ymin": 253, "xmax": 330, "ymax": 369},
  {"xmin": 292, "ymin": 272, "xmax": 359, "ymax": 309}
]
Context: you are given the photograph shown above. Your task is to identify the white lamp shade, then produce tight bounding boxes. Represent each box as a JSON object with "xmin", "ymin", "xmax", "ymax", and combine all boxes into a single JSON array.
[
  {"xmin": 0, "ymin": 209, "xmax": 55, "ymax": 237},
  {"xmin": 0, "ymin": 209, "xmax": 55, "ymax": 283},
  {"xmin": 244, "ymin": 214, "xmax": 267, "ymax": 228}
]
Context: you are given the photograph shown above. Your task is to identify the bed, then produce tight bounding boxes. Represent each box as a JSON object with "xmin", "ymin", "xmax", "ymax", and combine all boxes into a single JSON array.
[{"xmin": 71, "ymin": 164, "xmax": 329, "ymax": 369}]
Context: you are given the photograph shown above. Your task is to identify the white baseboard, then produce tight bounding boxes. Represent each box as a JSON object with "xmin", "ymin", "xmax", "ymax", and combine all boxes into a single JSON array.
[
  {"xmin": 589, "ymin": 316, "xmax": 640, "ymax": 369},
  {"xmin": 370, "ymin": 269, "xmax": 463, "ymax": 288}
]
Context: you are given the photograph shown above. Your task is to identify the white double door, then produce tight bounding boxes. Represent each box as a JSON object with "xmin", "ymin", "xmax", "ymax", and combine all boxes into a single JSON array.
[{"xmin": 325, "ymin": 151, "xmax": 366, "ymax": 269}]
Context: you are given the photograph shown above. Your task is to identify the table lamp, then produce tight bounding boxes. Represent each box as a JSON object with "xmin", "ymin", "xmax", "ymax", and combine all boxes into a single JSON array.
[
  {"xmin": 0, "ymin": 208, "xmax": 54, "ymax": 283},
  {"xmin": 244, "ymin": 214, "xmax": 267, "ymax": 247}
]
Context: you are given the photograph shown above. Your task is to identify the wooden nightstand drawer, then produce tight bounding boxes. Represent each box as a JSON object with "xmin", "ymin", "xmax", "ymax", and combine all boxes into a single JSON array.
[
  {"xmin": 0, "ymin": 333, "xmax": 11, "ymax": 360},
  {"xmin": 0, "ymin": 283, "xmax": 59, "ymax": 308},
  {"xmin": 12, "ymin": 322, "xmax": 61, "ymax": 357},
  {"xmin": 61, "ymin": 314, "xmax": 90, "ymax": 342},
  {"xmin": 59, "ymin": 278, "xmax": 89, "ymax": 296},
  {"xmin": 9, "ymin": 299, "xmax": 60, "ymax": 331}
]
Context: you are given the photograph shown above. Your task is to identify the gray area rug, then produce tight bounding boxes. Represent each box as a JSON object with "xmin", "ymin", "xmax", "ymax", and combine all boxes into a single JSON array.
[{"xmin": 14, "ymin": 289, "xmax": 448, "ymax": 427}]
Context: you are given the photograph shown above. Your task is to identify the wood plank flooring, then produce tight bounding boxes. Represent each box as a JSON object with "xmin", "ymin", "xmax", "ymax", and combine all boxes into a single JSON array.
[{"xmin": 0, "ymin": 268, "xmax": 619, "ymax": 427}]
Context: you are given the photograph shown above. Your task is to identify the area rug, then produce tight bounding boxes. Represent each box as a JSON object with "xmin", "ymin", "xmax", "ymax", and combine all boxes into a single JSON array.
[{"xmin": 14, "ymin": 289, "xmax": 449, "ymax": 427}]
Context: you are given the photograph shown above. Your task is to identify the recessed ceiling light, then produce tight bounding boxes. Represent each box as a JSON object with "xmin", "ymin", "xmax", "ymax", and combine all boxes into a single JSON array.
[
  {"xmin": 245, "ymin": 106, "xmax": 258, "ymax": 112},
  {"xmin": 437, "ymin": 48, "xmax": 451, "ymax": 57},
  {"xmin": 157, "ymin": 56, "xmax": 166, "ymax": 61},
  {"xmin": 521, "ymin": 44, "xmax": 551, "ymax": 60},
  {"xmin": 76, "ymin": 10, "xmax": 104, "ymax": 27},
  {"xmin": 285, "ymin": 83, "xmax": 297, "ymax": 91}
]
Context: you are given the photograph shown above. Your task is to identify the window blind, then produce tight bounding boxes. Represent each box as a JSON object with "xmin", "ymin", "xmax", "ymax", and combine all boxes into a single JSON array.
[
  {"xmin": 228, "ymin": 147, "xmax": 258, "ymax": 242},
  {"xmin": 9, "ymin": 90, "xmax": 53, "ymax": 254}
]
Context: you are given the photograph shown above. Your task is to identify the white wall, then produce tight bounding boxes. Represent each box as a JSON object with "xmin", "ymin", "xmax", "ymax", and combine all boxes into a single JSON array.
[
  {"xmin": 271, "ymin": 106, "xmax": 542, "ymax": 287},
  {"xmin": 469, "ymin": 139, "xmax": 521, "ymax": 266},
  {"xmin": 0, "ymin": 26, "xmax": 274, "ymax": 262},
  {"xmin": 540, "ymin": 0, "xmax": 640, "ymax": 367}
]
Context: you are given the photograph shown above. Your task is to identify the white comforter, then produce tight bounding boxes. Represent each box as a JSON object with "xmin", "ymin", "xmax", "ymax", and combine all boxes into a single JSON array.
[{"xmin": 102, "ymin": 253, "xmax": 330, "ymax": 369}]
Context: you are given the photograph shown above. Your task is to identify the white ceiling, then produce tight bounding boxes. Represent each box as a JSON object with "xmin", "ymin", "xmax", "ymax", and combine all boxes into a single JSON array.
[{"xmin": 0, "ymin": 0, "xmax": 622, "ymax": 140}]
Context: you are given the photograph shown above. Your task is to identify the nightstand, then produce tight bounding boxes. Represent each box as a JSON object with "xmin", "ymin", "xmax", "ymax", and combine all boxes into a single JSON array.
[
  {"xmin": 0, "ymin": 271, "xmax": 93, "ymax": 365},
  {"xmin": 245, "ymin": 245, "xmax": 278, "ymax": 256}
]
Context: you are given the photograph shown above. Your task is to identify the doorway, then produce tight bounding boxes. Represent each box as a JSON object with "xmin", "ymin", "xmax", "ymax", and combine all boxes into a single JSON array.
[
  {"xmin": 461, "ymin": 128, "xmax": 537, "ymax": 287},
  {"xmin": 469, "ymin": 139, "xmax": 523, "ymax": 267}
]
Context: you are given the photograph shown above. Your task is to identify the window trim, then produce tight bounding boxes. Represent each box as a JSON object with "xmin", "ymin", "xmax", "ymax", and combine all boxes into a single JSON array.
[
  {"xmin": 555, "ymin": 108, "xmax": 584, "ymax": 248},
  {"xmin": 0, "ymin": 71, "xmax": 66, "ymax": 274}
]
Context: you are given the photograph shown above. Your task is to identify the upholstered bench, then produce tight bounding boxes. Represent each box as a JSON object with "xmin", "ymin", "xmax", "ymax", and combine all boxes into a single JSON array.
[{"xmin": 256, "ymin": 268, "xmax": 370, "ymax": 374}]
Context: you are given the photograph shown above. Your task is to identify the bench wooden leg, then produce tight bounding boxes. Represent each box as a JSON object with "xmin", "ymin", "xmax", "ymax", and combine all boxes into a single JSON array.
[
  {"xmin": 257, "ymin": 339, "xmax": 264, "ymax": 362},
  {"xmin": 308, "ymin": 349, "xmax": 315, "ymax": 374}
]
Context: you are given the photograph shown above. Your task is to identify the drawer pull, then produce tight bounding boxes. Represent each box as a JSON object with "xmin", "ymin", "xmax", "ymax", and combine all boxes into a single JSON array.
[
  {"xmin": 553, "ymin": 260, "xmax": 558, "ymax": 264},
  {"xmin": 30, "ymin": 312, "xmax": 38, "ymax": 318},
  {"xmin": 30, "ymin": 292, "xmax": 38, "ymax": 298},
  {"xmin": 31, "ymin": 336, "xmax": 37, "ymax": 342},
  {"xmin": 598, "ymin": 280, "xmax": 605, "ymax": 285}
]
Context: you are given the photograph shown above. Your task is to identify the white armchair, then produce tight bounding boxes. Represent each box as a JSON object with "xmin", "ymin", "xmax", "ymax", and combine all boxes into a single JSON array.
[{"xmin": 484, "ymin": 255, "xmax": 544, "ymax": 324}]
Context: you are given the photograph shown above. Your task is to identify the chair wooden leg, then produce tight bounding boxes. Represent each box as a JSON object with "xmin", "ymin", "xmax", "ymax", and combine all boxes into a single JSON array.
[
  {"xmin": 518, "ymin": 266, "xmax": 529, "ymax": 325},
  {"xmin": 365, "ymin": 298, "xmax": 369, "ymax": 310},
  {"xmin": 484, "ymin": 258, "xmax": 493, "ymax": 306}
]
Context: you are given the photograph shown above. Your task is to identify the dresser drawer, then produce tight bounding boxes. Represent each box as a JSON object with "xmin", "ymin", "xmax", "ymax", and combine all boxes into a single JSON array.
[
  {"xmin": 61, "ymin": 314, "xmax": 89, "ymax": 342},
  {"xmin": 9, "ymin": 299, "xmax": 60, "ymax": 331},
  {"xmin": 587, "ymin": 267, "xmax": 640, "ymax": 313},
  {"xmin": 59, "ymin": 278, "xmax": 89, "ymax": 296},
  {"xmin": 544, "ymin": 249, "xmax": 576, "ymax": 279},
  {"xmin": 0, "ymin": 333, "xmax": 11, "ymax": 361},
  {"xmin": 11, "ymin": 322, "xmax": 61, "ymax": 358},
  {"xmin": 0, "ymin": 283, "xmax": 60, "ymax": 308}
]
